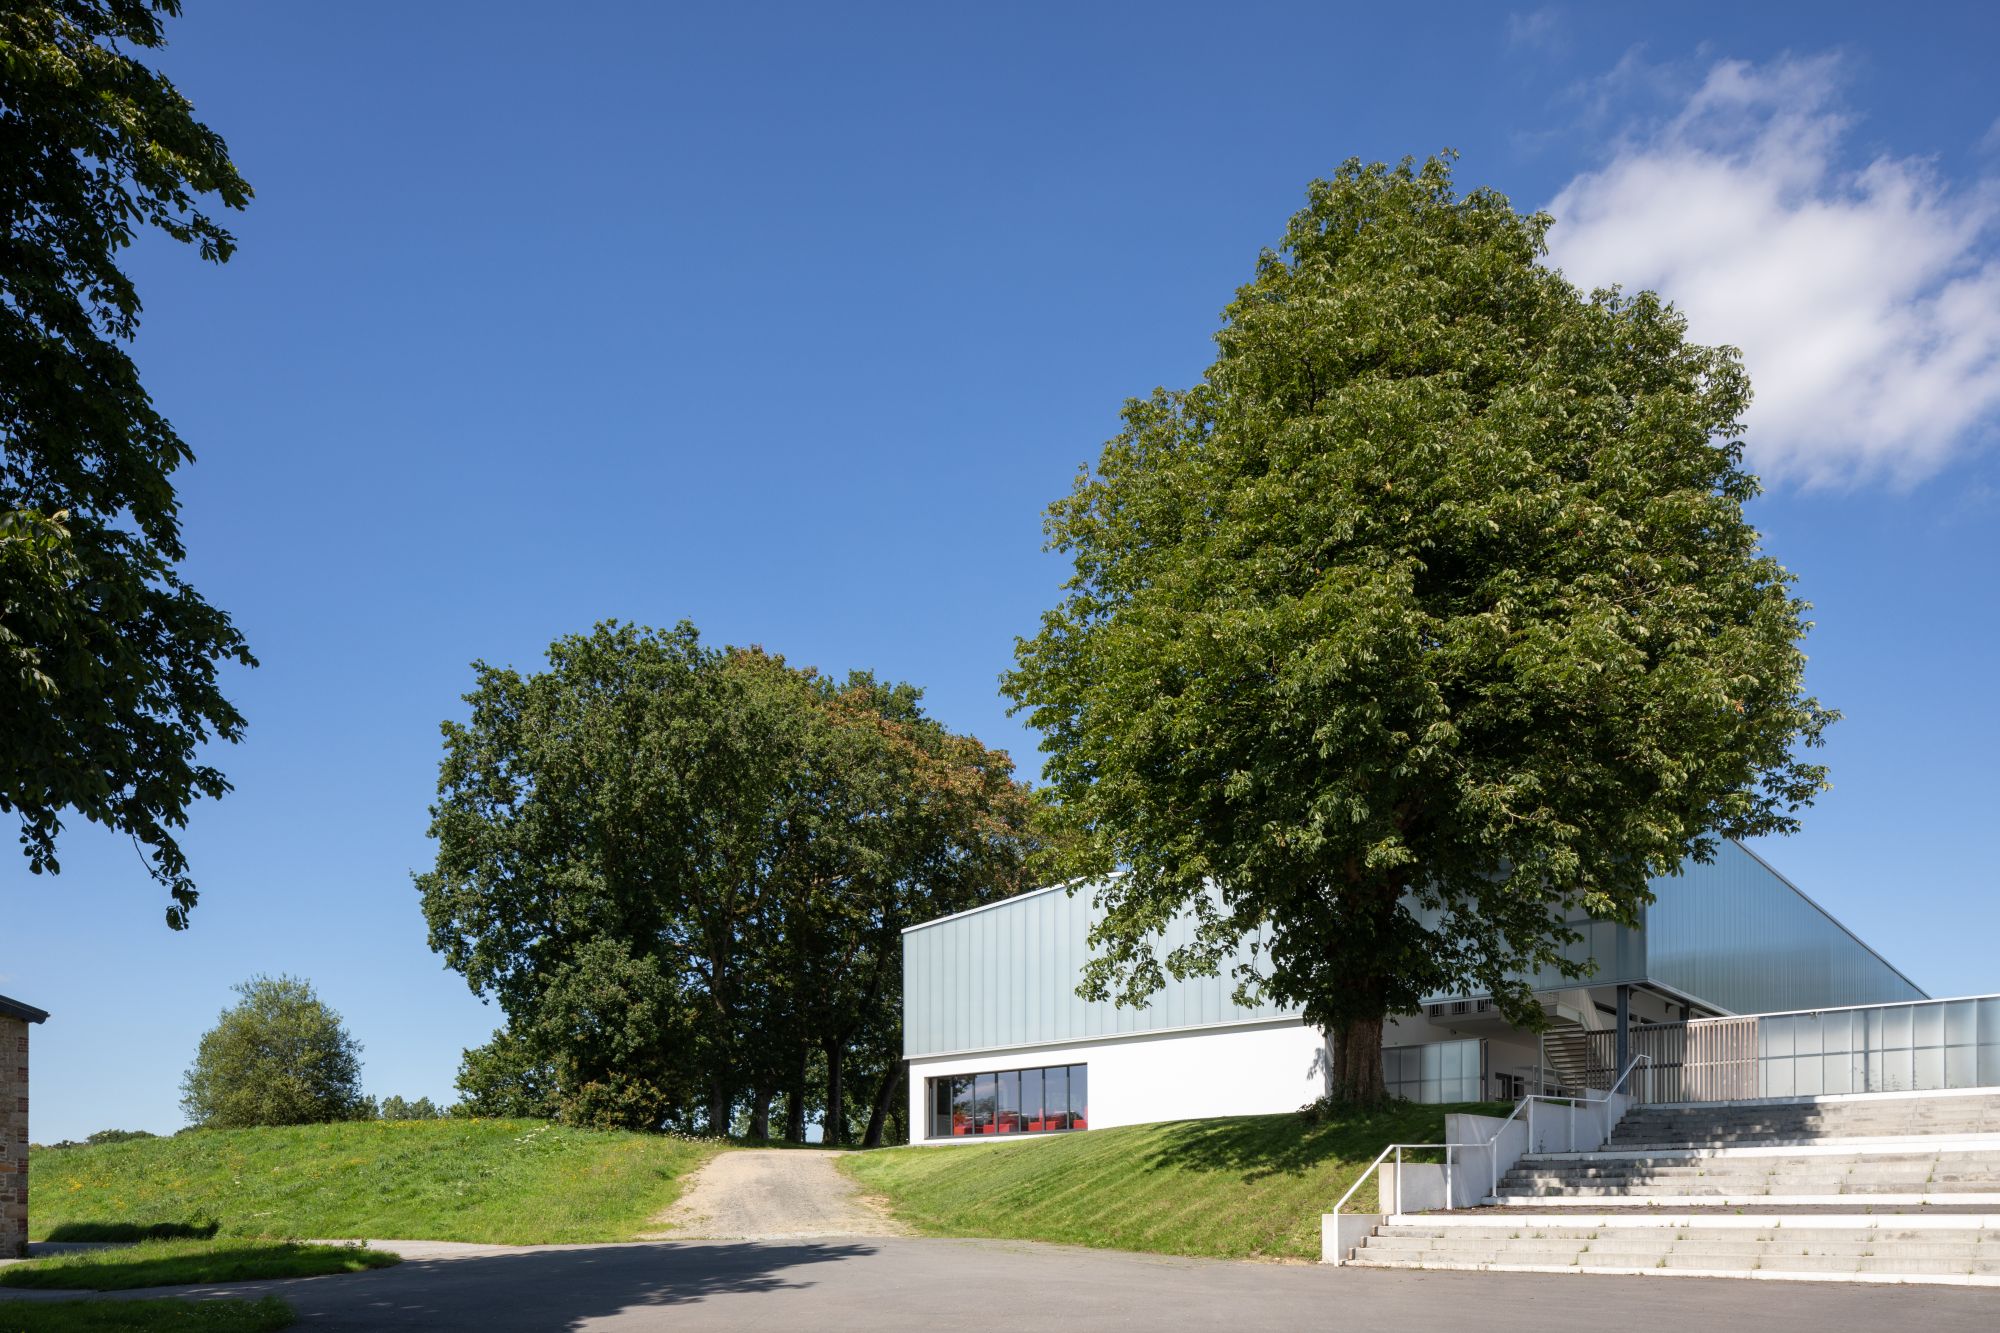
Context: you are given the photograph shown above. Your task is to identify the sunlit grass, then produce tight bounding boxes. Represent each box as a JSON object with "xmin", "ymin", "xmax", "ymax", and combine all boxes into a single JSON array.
[
  {"xmin": 842, "ymin": 1102, "xmax": 1508, "ymax": 1261},
  {"xmin": 29, "ymin": 1119, "xmax": 722, "ymax": 1246}
]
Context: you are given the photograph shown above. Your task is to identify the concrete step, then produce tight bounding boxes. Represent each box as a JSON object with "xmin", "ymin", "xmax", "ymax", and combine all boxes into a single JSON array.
[
  {"xmin": 1352, "ymin": 1250, "xmax": 2000, "ymax": 1277},
  {"xmin": 1350, "ymin": 1217, "xmax": 2000, "ymax": 1281},
  {"xmin": 1493, "ymin": 1184, "xmax": 2000, "ymax": 1197},
  {"xmin": 1380, "ymin": 1227, "xmax": 1999, "ymax": 1245},
  {"xmin": 1363, "ymin": 1234, "xmax": 1998, "ymax": 1259}
]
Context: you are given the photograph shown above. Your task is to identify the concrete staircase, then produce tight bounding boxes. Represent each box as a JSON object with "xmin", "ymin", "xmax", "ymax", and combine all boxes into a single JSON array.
[
  {"xmin": 1354, "ymin": 1219, "xmax": 2000, "ymax": 1280},
  {"xmin": 1345, "ymin": 1090, "xmax": 2000, "ymax": 1284}
]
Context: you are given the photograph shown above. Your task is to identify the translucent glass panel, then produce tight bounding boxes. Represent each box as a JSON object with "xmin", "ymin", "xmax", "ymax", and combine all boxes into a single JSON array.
[
  {"xmin": 927, "ymin": 1063, "xmax": 1088, "ymax": 1139},
  {"xmin": 1382, "ymin": 1038, "xmax": 1485, "ymax": 1104},
  {"xmin": 1756, "ymin": 998, "xmax": 2000, "ymax": 1097}
]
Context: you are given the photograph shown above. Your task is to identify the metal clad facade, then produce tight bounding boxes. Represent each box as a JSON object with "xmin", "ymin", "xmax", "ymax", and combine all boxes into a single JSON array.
[
  {"xmin": 903, "ymin": 884, "xmax": 1294, "ymax": 1060},
  {"xmin": 904, "ymin": 843, "xmax": 1922, "ymax": 1061},
  {"xmin": 1646, "ymin": 840, "xmax": 1924, "ymax": 1015}
]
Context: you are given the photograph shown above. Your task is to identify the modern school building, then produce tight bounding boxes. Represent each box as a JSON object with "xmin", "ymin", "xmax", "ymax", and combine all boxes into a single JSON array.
[{"xmin": 901, "ymin": 840, "xmax": 1927, "ymax": 1142}]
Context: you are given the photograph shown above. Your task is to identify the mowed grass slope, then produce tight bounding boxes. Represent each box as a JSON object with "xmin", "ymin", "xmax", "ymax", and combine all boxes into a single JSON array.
[
  {"xmin": 29, "ymin": 1119, "xmax": 720, "ymax": 1246},
  {"xmin": 842, "ymin": 1102, "xmax": 1507, "ymax": 1261}
]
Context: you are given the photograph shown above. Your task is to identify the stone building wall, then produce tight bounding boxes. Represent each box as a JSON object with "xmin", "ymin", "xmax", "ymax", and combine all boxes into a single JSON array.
[{"xmin": 0, "ymin": 1014, "xmax": 25, "ymax": 1258}]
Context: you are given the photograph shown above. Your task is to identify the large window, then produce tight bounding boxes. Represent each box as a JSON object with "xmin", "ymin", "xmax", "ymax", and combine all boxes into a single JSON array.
[
  {"xmin": 928, "ymin": 1063, "xmax": 1087, "ymax": 1138},
  {"xmin": 1382, "ymin": 1038, "xmax": 1485, "ymax": 1103}
]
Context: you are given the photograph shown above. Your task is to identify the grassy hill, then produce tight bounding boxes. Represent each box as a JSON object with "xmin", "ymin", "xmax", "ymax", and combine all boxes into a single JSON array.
[
  {"xmin": 29, "ymin": 1118, "xmax": 720, "ymax": 1246},
  {"xmin": 841, "ymin": 1101, "xmax": 1507, "ymax": 1262}
]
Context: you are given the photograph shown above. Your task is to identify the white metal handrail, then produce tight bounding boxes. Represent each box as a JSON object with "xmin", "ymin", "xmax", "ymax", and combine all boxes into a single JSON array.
[{"xmin": 1328, "ymin": 1053, "xmax": 1653, "ymax": 1266}]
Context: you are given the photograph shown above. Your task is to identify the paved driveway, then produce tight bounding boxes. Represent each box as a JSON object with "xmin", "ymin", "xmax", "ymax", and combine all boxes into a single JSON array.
[{"xmin": 3, "ymin": 1235, "xmax": 1998, "ymax": 1331}]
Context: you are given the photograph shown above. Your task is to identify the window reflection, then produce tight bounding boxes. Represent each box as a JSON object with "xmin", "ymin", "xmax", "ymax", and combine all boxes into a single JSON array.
[{"xmin": 928, "ymin": 1063, "xmax": 1089, "ymax": 1138}]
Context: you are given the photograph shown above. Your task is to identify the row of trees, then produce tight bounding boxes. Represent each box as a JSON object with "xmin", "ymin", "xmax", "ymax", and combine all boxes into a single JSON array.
[{"xmin": 416, "ymin": 624, "xmax": 1051, "ymax": 1141}]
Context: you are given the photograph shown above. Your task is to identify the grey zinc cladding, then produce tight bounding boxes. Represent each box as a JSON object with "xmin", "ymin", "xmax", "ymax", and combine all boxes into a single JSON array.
[
  {"xmin": 0, "ymin": 996, "xmax": 47, "ymax": 1025},
  {"xmin": 902, "ymin": 880, "xmax": 1292, "ymax": 1060},
  {"xmin": 1644, "ymin": 839, "xmax": 1924, "ymax": 1014},
  {"xmin": 903, "ymin": 842, "xmax": 1922, "ymax": 1061}
]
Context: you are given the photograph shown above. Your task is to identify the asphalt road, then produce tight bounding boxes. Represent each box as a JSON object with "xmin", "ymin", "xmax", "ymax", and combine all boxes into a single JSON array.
[{"xmin": 3, "ymin": 1236, "xmax": 1998, "ymax": 1331}]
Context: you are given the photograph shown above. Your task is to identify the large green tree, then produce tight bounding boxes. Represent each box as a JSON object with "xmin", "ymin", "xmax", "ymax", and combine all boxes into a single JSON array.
[
  {"xmin": 180, "ymin": 975, "xmax": 369, "ymax": 1128},
  {"xmin": 0, "ymin": 0, "xmax": 255, "ymax": 926},
  {"xmin": 1004, "ymin": 155, "xmax": 1835, "ymax": 1103},
  {"xmin": 418, "ymin": 621, "xmax": 1044, "ymax": 1135}
]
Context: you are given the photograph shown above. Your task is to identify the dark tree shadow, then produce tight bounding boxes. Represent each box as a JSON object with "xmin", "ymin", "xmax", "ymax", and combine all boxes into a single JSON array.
[
  {"xmin": 43, "ymin": 1221, "xmax": 220, "ymax": 1242},
  {"xmin": 1141, "ymin": 1103, "xmax": 1513, "ymax": 1184}
]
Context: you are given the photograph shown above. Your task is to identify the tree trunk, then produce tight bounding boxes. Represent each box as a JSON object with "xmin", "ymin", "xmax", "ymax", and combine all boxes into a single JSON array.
[
  {"xmin": 749, "ymin": 1083, "xmax": 774, "ymax": 1141},
  {"xmin": 861, "ymin": 1060, "xmax": 903, "ymax": 1148},
  {"xmin": 707, "ymin": 1074, "xmax": 733, "ymax": 1137},
  {"xmin": 823, "ymin": 1042, "xmax": 846, "ymax": 1146},
  {"xmin": 1329, "ymin": 1013, "xmax": 1388, "ymax": 1104},
  {"xmin": 783, "ymin": 1047, "xmax": 808, "ymax": 1143}
]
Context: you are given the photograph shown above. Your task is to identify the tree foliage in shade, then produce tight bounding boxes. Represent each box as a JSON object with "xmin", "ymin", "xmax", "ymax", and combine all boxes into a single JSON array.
[
  {"xmin": 0, "ymin": 0, "xmax": 255, "ymax": 926},
  {"xmin": 180, "ymin": 976, "xmax": 370, "ymax": 1128},
  {"xmin": 1004, "ymin": 155, "xmax": 1835, "ymax": 1103},
  {"xmin": 419, "ymin": 621, "xmax": 1048, "ymax": 1138}
]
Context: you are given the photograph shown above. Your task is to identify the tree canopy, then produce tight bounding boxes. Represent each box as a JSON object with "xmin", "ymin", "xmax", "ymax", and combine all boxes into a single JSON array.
[
  {"xmin": 1004, "ymin": 155, "xmax": 1835, "ymax": 1102},
  {"xmin": 418, "ymin": 621, "xmax": 1047, "ymax": 1140},
  {"xmin": 180, "ymin": 975, "xmax": 369, "ymax": 1128},
  {"xmin": 0, "ymin": 0, "xmax": 255, "ymax": 927}
]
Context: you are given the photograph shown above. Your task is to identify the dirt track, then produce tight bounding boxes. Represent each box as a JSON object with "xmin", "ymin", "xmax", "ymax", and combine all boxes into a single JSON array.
[{"xmin": 652, "ymin": 1148, "xmax": 903, "ymax": 1239}]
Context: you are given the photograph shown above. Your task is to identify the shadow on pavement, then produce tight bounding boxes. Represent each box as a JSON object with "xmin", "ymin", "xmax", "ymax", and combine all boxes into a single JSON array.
[{"xmin": 275, "ymin": 1239, "xmax": 878, "ymax": 1331}]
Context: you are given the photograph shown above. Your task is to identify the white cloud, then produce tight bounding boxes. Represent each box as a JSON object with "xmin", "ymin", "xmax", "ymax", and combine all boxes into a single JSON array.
[
  {"xmin": 1545, "ymin": 54, "xmax": 2000, "ymax": 487},
  {"xmin": 1506, "ymin": 8, "xmax": 1564, "ymax": 55}
]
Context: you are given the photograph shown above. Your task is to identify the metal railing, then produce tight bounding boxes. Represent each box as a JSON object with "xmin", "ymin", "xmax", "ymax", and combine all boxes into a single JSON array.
[{"xmin": 1327, "ymin": 1054, "xmax": 1652, "ymax": 1266}]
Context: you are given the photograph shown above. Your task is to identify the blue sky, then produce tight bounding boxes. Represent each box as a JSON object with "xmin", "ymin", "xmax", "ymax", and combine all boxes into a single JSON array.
[{"xmin": 7, "ymin": 2, "xmax": 1999, "ymax": 1141}]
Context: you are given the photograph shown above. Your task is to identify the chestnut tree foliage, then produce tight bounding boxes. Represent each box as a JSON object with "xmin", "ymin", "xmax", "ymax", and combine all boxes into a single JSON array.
[
  {"xmin": 1004, "ymin": 156, "xmax": 1835, "ymax": 1103},
  {"xmin": 418, "ymin": 621, "xmax": 1046, "ymax": 1140},
  {"xmin": 0, "ymin": 1, "xmax": 255, "ymax": 926}
]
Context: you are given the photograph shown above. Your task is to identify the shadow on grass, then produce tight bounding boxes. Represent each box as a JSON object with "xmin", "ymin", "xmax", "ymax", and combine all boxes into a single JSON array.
[
  {"xmin": 0, "ymin": 1241, "xmax": 398, "ymax": 1292},
  {"xmin": 1140, "ymin": 1103, "xmax": 1514, "ymax": 1184},
  {"xmin": 0, "ymin": 1295, "xmax": 295, "ymax": 1331},
  {"xmin": 42, "ymin": 1221, "xmax": 219, "ymax": 1243}
]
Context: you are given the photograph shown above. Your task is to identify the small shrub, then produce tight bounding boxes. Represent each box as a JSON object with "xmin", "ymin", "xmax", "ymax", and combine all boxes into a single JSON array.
[{"xmin": 180, "ymin": 975, "xmax": 369, "ymax": 1128}]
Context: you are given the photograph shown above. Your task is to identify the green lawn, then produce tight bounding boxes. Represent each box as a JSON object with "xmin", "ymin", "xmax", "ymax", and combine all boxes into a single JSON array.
[
  {"xmin": 29, "ymin": 1119, "xmax": 721, "ymax": 1246},
  {"xmin": 0, "ymin": 1298, "xmax": 294, "ymax": 1333},
  {"xmin": 841, "ymin": 1102, "xmax": 1509, "ymax": 1261},
  {"xmin": 0, "ymin": 1239, "xmax": 398, "ymax": 1292}
]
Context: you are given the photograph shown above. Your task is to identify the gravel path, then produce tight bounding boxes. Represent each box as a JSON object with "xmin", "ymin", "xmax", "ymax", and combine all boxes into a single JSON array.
[{"xmin": 651, "ymin": 1149, "xmax": 902, "ymax": 1239}]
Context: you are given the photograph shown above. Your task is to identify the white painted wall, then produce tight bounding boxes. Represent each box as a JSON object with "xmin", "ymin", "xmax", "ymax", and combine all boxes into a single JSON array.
[{"xmin": 906, "ymin": 1017, "xmax": 1329, "ymax": 1142}]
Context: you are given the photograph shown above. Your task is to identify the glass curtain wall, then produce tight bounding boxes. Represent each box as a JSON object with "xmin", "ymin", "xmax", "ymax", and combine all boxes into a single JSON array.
[
  {"xmin": 1382, "ymin": 1038, "xmax": 1486, "ymax": 1103},
  {"xmin": 928, "ymin": 1063, "xmax": 1088, "ymax": 1138},
  {"xmin": 1758, "ymin": 996, "xmax": 2000, "ymax": 1097}
]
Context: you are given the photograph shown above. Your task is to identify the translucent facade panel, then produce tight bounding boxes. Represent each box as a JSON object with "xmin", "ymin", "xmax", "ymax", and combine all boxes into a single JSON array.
[
  {"xmin": 903, "ymin": 882, "xmax": 1292, "ymax": 1059},
  {"xmin": 908, "ymin": 840, "xmax": 1922, "ymax": 1066},
  {"xmin": 1648, "ymin": 841, "xmax": 1924, "ymax": 1016},
  {"xmin": 1753, "ymin": 997, "xmax": 2000, "ymax": 1096},
  {"xmin": 1383, "ymin": 1038, "xmax": 1485, "ymax": 1104}
]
